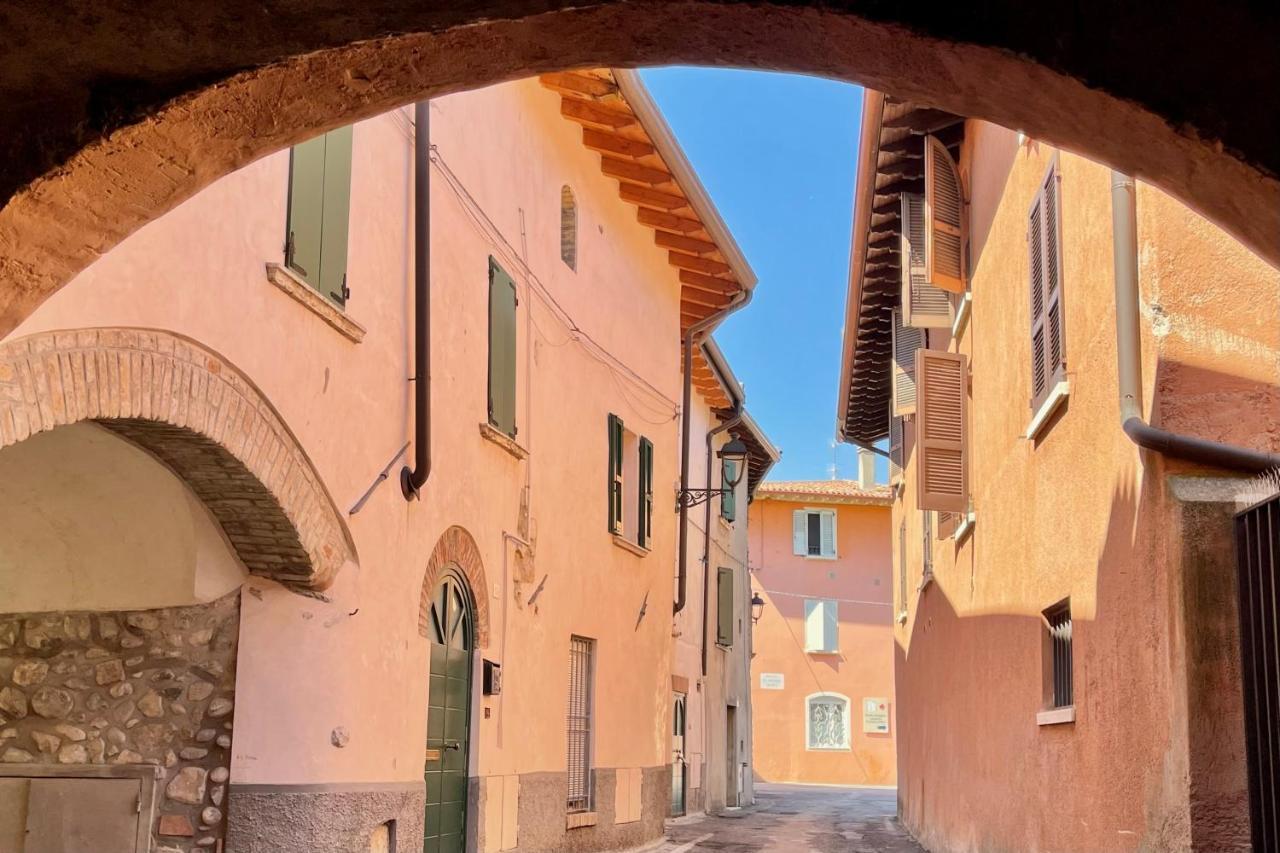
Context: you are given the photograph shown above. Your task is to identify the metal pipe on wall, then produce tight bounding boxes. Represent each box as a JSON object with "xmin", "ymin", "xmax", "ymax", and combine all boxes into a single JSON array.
[
  {"xmin": 675, "ymin": 289, "xmax": 752, "ymax": 614},
  {"xmin": 402, "ymin": 101, "xmax": 432, "ymax": 499},
  {"xmin": 1111, "ymin": 171, "xmax": 1280, "ymax": 474}
]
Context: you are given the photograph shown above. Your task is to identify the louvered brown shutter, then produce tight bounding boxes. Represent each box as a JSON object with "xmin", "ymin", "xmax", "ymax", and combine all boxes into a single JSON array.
[
  {"xmin": 915, "ymin": 349, "xmax": 968, "ymax": 512},
  {"xmin": 488, "ymin": 258, "xmax": 518, "ymax": 436},
  {"xmin": 937, "ymin": 511, "xmax": 959, "ymax": 539},
  {"xmin": 901, "ymin": 193, "xmax": 954, "ymax": 328},
  {"xmin": 1028, "ymin": 160, "xmax": 1065, "ymax": 412},
  {"xmin": 637, "ymin": 436, "xmax": 653, "ymax": 547},
  {"xmin": 892, "ymin": 308, "xmax": 924, "ymax": 415},
  {"xmin": 924, "ymin": 135, "xmax": 966, "ymax": 294},
  {"xmin": 889, "ymin": 415, "xmax": 903, "ymax": 480}
]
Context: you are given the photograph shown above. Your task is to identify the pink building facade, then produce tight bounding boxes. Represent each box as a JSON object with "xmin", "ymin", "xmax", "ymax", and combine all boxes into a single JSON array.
[
  {"xmin": 0, "ymin": 71, "xmax": 773, "ymax": 853},
  {"xmin": 747, "ymin": 463, "xmax": 897, "ymax": 787}
]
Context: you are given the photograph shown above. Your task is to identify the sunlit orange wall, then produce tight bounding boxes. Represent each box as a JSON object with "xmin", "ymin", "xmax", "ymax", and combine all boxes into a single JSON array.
[
  {"xmin": 891, "ymin": 121, "xmax": 1280, "ymax": 852},
  {"xmin": 747, "ymin": 496, "xmax": 896, "ymax": 786}
]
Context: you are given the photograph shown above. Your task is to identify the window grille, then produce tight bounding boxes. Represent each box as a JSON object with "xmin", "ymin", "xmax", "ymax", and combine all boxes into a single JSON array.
[
  {"xmin": 922, "ymin": 511, "xmax": 933, "ymax": 581},
  {"xmin": 1045, "ymin": 602, "xmax": 1073, "ymax": 709},
  {"xmin": 806, "ymin": 694, "xmax": 850, "ymax": 750},
  {"xmin": 566, "ymin": 636, "xmax": 595, "ymax": 812},
  {"xmin": 898, "ymin": 521, "xmax": 907, "ymax": 618},
  {"xmin": 560, "ymin": 185, "xmax": 577, "ymax": 270}
]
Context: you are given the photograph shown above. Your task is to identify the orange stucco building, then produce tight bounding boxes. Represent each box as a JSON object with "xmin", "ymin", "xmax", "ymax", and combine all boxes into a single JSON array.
[
  {"xmin": 747, "ymin": 464, "xmax": 897, "ymax": 787},
  {"xmin": 0, "ymin": 72, "xmax": 775, "ymax": 853},
  {"xmin": 838, "ymin": 94, "xmax": 1280, "ymax": 851}
]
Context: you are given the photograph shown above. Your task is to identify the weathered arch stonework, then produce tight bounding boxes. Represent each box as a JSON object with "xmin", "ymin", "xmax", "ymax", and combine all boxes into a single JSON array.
[
  {"xmin": 419, "ymin": 526, "xmax": 491, "ymax": 649},
  {"xmin": 0, "ymin": 1, "xmax": 1277, "ymax": 336},
  {"xmin": 0, "ymin": 327, "xmax": 356, "ymax": 589}
]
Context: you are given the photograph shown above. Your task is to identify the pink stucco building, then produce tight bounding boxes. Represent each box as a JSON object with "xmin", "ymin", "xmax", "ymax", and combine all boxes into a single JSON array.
[
  {"xmin": 0, "ymin": 70, "xmax": 774, "ymax": 853},
  {"xmin": 747, "ymin": 460, "xmax": 897, "ymax": 787}
]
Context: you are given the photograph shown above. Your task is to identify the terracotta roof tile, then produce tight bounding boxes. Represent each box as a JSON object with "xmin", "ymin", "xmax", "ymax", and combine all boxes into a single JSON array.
[{"xmin": 755, "ymin": 479, "xmax": 894, "ymax": 505}]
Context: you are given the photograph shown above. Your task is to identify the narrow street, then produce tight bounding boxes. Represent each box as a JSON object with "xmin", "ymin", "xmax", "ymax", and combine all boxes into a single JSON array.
[{"xmin": 659, "ymin": 784, "xmax": 926, "ymax": 852}]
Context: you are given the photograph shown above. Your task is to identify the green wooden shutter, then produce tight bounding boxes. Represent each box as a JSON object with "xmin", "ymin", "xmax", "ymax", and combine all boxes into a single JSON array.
[
  {"xmin": 286, "ymin": 136, "xmax": 326, "ymax": 288},
  {"xmin": 488, "ymin": 258, "xmax": 518, "ymax": 437},
  {"xmin": 716, "ymin": 568, "xmax": 734, "ymax": 647},
  {"xmin": 286, "ymin": 126, "xmax": 352, "ymax": 305},
  {"xmin": 720, "ymin": 460, "xmax": 737, "ymax": 522},
  {"xmin": 637, "ymin": 436, "xmax": 653, "ymax": 548},
  {"xmin": 607, "ymin": 414, "xmax": 623, "ymax": 534},
  {"xmin": 318, "ymin": 124, "xmax": 353, "ymax": 305}
]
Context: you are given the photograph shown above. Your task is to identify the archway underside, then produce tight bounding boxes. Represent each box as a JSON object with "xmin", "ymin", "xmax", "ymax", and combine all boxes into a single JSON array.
[{"xmin": 0, "ymin": 1, "xmax": 1277, "ymax": 336}]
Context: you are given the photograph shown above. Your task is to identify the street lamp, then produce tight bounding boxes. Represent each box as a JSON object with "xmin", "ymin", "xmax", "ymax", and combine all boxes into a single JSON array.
[
  {"xmin": 675, "ymin": 439, "xmax": 750, "ymax": 509},
  {"xmin": 750, "ymin": 591, "xmax": 765, "ymax": 625}
]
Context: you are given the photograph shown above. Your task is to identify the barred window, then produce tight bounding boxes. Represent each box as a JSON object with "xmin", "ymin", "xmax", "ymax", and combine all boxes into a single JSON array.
[
  {"xmin": 561, "ymin": 185, "xmax": 577, "ymax": 271},
  {"xmin": 1044, "ymin": 602, "xmax": 1073, "ymax": 709},
  {"xmin": 567, "ymin": 635, "xmax": 595, "ymax": 812},
  {"xmin": 805, "ymin": 693, "xmax": 850, "ymax": 750}
]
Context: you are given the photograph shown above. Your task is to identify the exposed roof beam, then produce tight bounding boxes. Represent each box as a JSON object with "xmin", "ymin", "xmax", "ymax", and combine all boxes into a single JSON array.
[
  {"xmin": 560, "ymin": 99, "xmax": 635, "ymax": 129},
  {"xmin": 541, "ymin": 72, "xmax": 617, "ymax": 98},
  {"xmin": 620, "ymin": 183, "xmax": 688, "ymax": 211},
  {"xmin": 669, "ymin": 251, "xmax": 732, "ymax": 277},
  {"xmin": 601, "ymin": 156, "xmax": 673, "ymax": 186},
  {"xmin": 582, "ymin": 128, "xmax": 655, "ymax": 159},
  {"xmin": 637, "ymin": 207, "xmax": 703, "ymax": 234},
  {"xmin": 679, "ymin": 270, "xmax": 739, "ymax": 295},
  {"xmin": 655, "ymin": 230, "xmax": 719, "ymax": 255}
]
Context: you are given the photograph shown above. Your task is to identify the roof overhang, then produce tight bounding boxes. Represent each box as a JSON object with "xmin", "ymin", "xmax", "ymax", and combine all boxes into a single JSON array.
[
  {"xmin": 836, "ymin": 91, "xmax": 964, "ymax": 445},
  {"xmin": 540, "ymin": 69, "xmax": 756, "ymax": 410},
  {"xmin": 730, "ymin": 409, "xmax": 780, "ymax": 501}
]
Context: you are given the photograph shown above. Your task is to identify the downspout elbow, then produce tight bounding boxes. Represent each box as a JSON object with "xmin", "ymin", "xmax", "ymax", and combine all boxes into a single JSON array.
[{"xmin": 1111, "ymin": 170, "xmax": 1280, "ymax": 475}]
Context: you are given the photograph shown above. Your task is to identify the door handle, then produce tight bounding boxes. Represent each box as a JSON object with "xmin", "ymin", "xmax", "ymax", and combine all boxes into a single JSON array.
[{"xmin": 445, "ymin": 741, "xmax": 462, "ymax": 752}]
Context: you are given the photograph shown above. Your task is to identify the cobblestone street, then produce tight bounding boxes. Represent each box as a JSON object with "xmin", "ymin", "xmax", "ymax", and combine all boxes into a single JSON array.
[{"xmin": 658, "ymin": 784, "xmax": 926, "ymax": 853}]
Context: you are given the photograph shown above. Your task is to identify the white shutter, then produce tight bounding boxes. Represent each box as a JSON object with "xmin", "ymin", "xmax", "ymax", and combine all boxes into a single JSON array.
[
  {"xmin": 804, "ymin": 600, "xmax": 822, "ymax": 651},
  {"xmin": 901, "ymin": 193, "xmax": 954, "ymax": 329},
  {"xmin": 823, "ymin": 601, "xmax": 839, "ymax": 652},
  {"xmin": 820, "ymin": 511, "xmax": 836, "ymax": 558},
  {"xmin": 793, "ymin": 510, "xmax": 807, "ymax": 555},
  {"xmin": 891, "ymin": 308, "xmax": 924, "ymax": 416}
]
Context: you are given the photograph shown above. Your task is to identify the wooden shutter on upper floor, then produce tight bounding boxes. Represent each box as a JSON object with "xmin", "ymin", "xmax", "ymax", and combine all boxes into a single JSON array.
[
  {"xmin": 915, "ymin": 349, "xmax": 968, "ymax": 513},
  {"xmin": 607, "ymin": 414, "xmax": 624, "ymax": 533},
  {"xmin": 924, "ymin": 134, "xmax": 967, "ymax": 294},
  {"xmin": 901, "ymin": 193, "xmax": 954, "ymax": 328},
  {"xmin": 892, "ymin": 308, "xmax": 925, "ymax": 415},
  {"xmin": 318, "ymin": 124, "xmax": 353, "ymax": 305},
  {"xmin": 937, "ymin": 511, "xmax": 959, "ymax": 540},
  {"xmin": 720, "ymin": 459, "xmax": 737, "ymax": 523},
  {"xmin": 488, "ymin": 258, "xmax": 518, "ymax": 437},
  {"xmin": 716, "ymin": 567, "xmax": 734, "ymax": 646},
  {"xmin": 792, "ymin": 510, "xmax": 807, "ymax": 555},
  {"xmin": 1028, "ymin": 158, "xmax": 1065, "ymax": 412},
  {"xmin": 637, "ymin": 436, "xmax": 653, "ymax": 547},
  {"xmin": 819, "ymin": 510, "xmax": 836, "ymax": 558}
]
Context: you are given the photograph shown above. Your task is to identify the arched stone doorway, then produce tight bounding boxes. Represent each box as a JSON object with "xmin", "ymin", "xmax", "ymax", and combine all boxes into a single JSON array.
[
  {"xmin": 0, "ymin": 2, "xmax": 1276, "ymax": 336},
  {"xmin": 0, "ymin": 327, "xmax": 356, "ymax": 852}
]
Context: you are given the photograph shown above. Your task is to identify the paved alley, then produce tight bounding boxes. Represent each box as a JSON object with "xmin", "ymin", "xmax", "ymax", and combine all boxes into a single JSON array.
[{"xmin": 658, "ymin": 784, "xmax": 926, "ymax": 852}]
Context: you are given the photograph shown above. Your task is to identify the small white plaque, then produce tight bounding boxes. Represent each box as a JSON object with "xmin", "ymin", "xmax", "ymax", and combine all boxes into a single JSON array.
[
  {"xmin": 759, "ymin": 673, "xmax": 785, "ymax": 690},
  {"xmin": 863, "ymin": 697, "xmax": 890, "ymax": 733}
]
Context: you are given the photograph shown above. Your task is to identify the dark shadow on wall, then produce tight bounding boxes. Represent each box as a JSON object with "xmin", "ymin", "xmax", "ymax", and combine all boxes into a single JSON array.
[{"xmin": 893, "ymin": 455, "xmax": 1252, "ymax": 852}]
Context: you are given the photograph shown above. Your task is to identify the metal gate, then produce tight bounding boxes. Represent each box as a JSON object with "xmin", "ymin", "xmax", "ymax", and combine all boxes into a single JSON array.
[{"xmin": 1236, "ymin": 492, "xmax": 1280, "ymax": 851}]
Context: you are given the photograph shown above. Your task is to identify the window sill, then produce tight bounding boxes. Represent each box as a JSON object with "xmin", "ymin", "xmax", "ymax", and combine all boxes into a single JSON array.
[
  {"xmin": 478, "ymin": 422, "xmax": 528, "ymax": 460},
  {"xmin": 951, "ymin": 292, "xmax": 972, "ymax": 342},
  {"xmin": 955, "ymin": 512, "xmax": 976, "ymax": 544},
  {"xmin": 566, "ymin": 811, "xmax": 599, "ymax": 830},
  {"xmin": 1025, "ymin": 380, "xmax": 1070, "ymax": 442},
  {"xmin": 805, "ymin": 746, "xmax": 852, "ymax": 753},
  {"xmin": 265, "ymin": 263, "xmax": 366, "ymax": 343},
  {"xmin": 1037, "ymin": 706, "xmax": 1076, "ymax": 727},
  {"xmin": 611, "ymin": 534, "xmax": 649, "ymax": 558},
  {"xmin": 803, "ymin": 554, "xmax": 838, "ymax": 562},
  {"xmin": 805, "ymin": 649, "xmax": 839, "ymax": 656}
]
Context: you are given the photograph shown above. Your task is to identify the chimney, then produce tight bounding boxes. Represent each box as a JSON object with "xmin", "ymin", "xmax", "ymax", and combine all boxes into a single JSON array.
[{"xmin": 857, "ymin": 448, "xmax": 876, "ymax": 489}]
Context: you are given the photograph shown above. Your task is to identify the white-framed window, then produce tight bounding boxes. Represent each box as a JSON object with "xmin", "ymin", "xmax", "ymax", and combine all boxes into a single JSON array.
[
  {"xmin": 792, "ymin": 509, "xmax": 836, "ymax": 559},
  {"xmin": 803, "ymin": 599, "xmax": 839, "ymax": 653},
  {"xmin": 805, "ymin": 692, "xmax": 851, "ymax": 751}
]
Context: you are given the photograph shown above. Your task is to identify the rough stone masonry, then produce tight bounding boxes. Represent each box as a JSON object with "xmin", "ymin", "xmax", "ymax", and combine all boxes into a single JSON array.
[{"xmin": 0, "ymin": 591, "xmax": 239, "ymax": 851}]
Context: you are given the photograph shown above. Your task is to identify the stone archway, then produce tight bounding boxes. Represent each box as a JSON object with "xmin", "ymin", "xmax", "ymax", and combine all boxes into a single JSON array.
[
  {"xmin": 419, "ymin": 526, "xmax": 491, "ymax": 649},
  {"xmin": 0, "ymin": 326, "xmax": 357, "ymax": 590},
  {"xmin": 0, "ymin": 1, "xmax": 1277, "ymax": 337}
]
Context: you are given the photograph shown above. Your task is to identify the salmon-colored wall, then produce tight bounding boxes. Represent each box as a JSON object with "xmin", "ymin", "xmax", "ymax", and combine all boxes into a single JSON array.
[
  {"xmin": 747, "ymin": 496, "xmax": 896, "ymax": 786},
  {"xmin": 4, "ymin": 77, "xmax": 686, "ymax": 802},
  {"xmin": 892, "ymin": 121, "xmax": 1280, "ymax": 852}
]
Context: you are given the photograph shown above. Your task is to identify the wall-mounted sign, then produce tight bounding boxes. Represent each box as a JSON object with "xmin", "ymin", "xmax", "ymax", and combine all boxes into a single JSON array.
[
  {"xmin": 759, "ymin": 673, "xmax": 784, "ymax": 690},
  {"xmin": 863, "ymin": 697, "xmax": 890, "ymax": 733}
]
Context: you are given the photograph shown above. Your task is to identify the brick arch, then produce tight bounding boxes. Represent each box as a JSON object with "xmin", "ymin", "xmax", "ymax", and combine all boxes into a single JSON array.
[
  {"xmin": 0, "ymin": 2, "xmax": 1278, "ymax": 337},
  {"xmin": 0, "ymin": 327, "xmax": 357, "ymax": 590},
  {"xmin": 419, "ymin": 526, "xmax": 491, "ymax": 650}
]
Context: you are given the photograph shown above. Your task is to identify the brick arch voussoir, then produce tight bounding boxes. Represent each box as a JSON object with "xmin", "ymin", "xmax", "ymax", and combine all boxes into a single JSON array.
[
  {"xmin": 419, "ymin": 525, "xmax": 491, "ymax": 650},
  {"xmin": 0, "ymin": 327, "xmax": 357, "ymax": 590}
]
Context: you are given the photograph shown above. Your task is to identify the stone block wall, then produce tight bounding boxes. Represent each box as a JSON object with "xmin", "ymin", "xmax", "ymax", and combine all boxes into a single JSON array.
[{"xmin": 0, "ymin": 591, "xmax": 239, "ymax": 851}]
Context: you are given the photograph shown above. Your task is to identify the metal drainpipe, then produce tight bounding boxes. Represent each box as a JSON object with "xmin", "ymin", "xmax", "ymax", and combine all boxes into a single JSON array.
[
  {"xmin": 701, "ymin": 408, "xmax": 743, "ymax": 678},
  {"xmin": 1111, "ymin": 171, "xmax": 1280, "ymax": 474},
  {"xmin": 675, "ymin": 289, "xmax": 753, "ymax": 614},
  {"xmin": 402, "ymin": 100, "xmax": 432, "ymax": 499}
]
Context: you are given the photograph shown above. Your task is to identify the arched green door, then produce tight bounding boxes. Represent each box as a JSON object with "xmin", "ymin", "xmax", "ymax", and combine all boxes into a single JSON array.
[{"xmin": 423, "ymin": 572, "xmax": 473, "ymax": 853}]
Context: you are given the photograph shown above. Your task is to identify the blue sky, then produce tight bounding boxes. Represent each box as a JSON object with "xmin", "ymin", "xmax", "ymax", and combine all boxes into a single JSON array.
[{"xmin": 641, "ymin": 67, "xmax": 886, "ymax": 484}]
